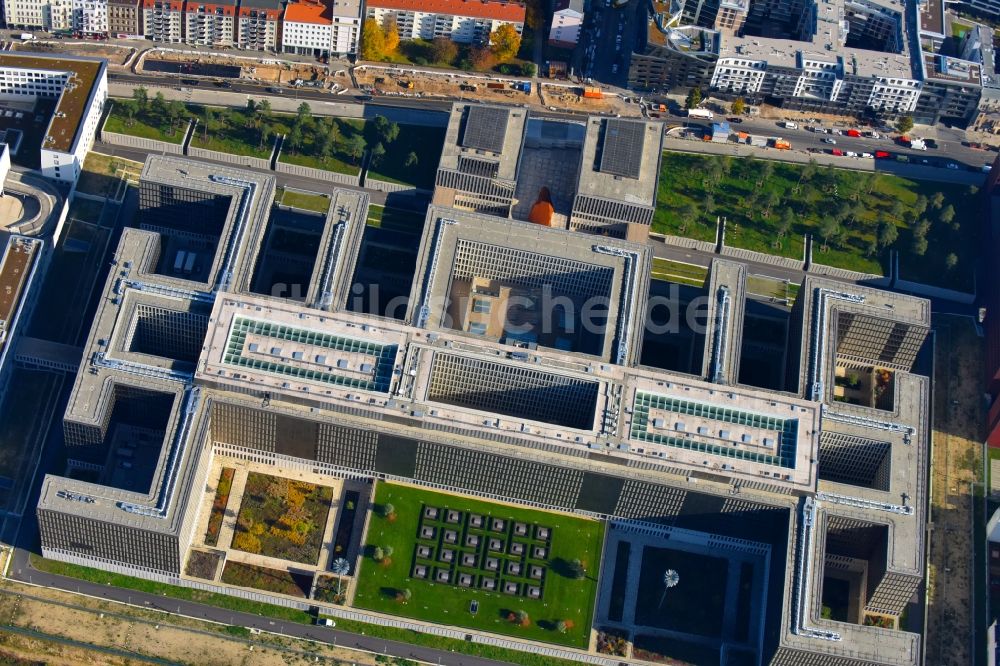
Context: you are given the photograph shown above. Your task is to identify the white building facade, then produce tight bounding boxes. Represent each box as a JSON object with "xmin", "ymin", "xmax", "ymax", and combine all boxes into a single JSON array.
[
  {"xmin": 548, "ymin": 0, "xmax": 583, "ymax": 46},
  {"xmin": 0, "ymin": 55, "xmax": 107, "ymax": 184},
  {"xmin": 365, "ymin": 0, "xmax": 525, "ymax": 44},
  {"xmin": 73, "ymin": 0, "xmax": 109, "ymax": 35}
]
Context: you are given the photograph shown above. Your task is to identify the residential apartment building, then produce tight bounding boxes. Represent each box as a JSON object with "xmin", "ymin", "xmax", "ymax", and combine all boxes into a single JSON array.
[
  {"xmin": 365, "ymin": 0, "xmax": 525, "ymax": 44},
  {"xmin": 73, "ymin": 0, "xmax": 108, "ymax": 35},
  {"xmin": 548, "ymin": 0, "xmax": 583, "ymax": 47},
  {"xmin": 3, "ymin": 0, "xmax": 72, "ymax": 29},
  {"xmin": 236, "ymin": 0, "xmax": 281, "ymax": 50},
  {"xmin": 182, "ymin": 0, "xmax": 236, "ymax": 46},
  {"xmin": 142, "ymin": 0, "xmax": 183, "ymax": 41},
  {"xmin": 108, "ymin": 0, "xmax": 142, "ymax": 35},
  {"xmin": 330, "ymin": 0, "xmax": 360, "ymax": 54},
  {"xmin": 282, "ymin": 0, "xmax": 330, "ymax": 56}
]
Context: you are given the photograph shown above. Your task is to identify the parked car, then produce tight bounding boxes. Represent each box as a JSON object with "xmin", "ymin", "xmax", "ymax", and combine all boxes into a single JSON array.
[{"xmin": 726, "ymin": 117, "xmax": 743, "ymax": 123}]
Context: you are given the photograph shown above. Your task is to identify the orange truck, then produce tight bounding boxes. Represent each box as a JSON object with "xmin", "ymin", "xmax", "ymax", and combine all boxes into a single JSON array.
[
  {"xmin": 582, "ymin": 86, "xmax": 603, "ymax": 99},
  {"xmin": 772, "ymin": 138, "xmax": 791, "ymax": 150}
]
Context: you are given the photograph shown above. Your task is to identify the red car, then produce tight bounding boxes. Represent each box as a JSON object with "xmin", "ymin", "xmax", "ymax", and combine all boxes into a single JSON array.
[
  {"xmin": 875, "ymin": 151, "xmax": 891, "ymax": 159},
  {"xmin": 831, "ymin": 148, "xmax": 844, "ymax": 156}
]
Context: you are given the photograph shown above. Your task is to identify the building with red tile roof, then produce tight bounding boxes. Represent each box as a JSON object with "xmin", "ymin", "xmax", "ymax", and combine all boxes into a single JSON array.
[{"xmin": 365, "ymin": 0, "xmax": 524, "ymax": 45}]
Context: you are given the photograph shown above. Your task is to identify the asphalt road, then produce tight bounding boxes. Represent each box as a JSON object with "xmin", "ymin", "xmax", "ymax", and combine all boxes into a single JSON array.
[
  {"xmin": 7, "ymin": 546, "xmax": 512, "ymax": 666},
  {"xmin": 664, "ymin": 112, "xmax": 995, "ymax": 171}
]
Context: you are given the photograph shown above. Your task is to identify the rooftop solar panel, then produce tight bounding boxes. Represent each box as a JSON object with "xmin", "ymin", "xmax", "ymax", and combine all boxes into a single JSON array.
[
  {"xmin": 461, "ymin": 106, "xmax": 510, "ymax": 154},
  {"xmin": 599, "ymin": 119, "xmax": 645, "ymax": 179}
]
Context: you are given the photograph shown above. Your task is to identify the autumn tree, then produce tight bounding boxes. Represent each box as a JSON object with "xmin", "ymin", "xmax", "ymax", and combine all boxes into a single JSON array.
[
  {"xmin": 490, "ymin": 23, "xmax": 521, "ymax": 62},
  {"xmin": 896, "ymin": 115, "xmax": 914, "ymax": 134},
  {"xmin": 430, "ymin": 36, "xmax": 458, "ymax": 65},
  {"xmin": 469, "ymin": 46, "xmax": 497, "ymax": 71},
  {"xmin": 382, "ymin": 16, "xmax": 400, "ymax": 54},
  {"xmin": 731, "ymin": 97, "xmax": 746, "ymax": 115},
  {"xmin": 360, "ymin": 18, "xmax": 386, "ymax": 61}
]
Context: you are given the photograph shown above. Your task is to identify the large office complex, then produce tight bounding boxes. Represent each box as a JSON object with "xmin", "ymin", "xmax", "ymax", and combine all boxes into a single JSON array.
[
  {"xmin": 433, "ymin": 103, "xmax": 661, "ymax": 239},
  {"xmin": 0, "ymin": 53, "xmax": 107, "ymax": 184},
  {"xmin": 632, "ymin": 0, "xmax": 1000, "ymax": 124},
  {"xmin": 36, "ymin": 118, "xmax": 932, "ymax": 663}
]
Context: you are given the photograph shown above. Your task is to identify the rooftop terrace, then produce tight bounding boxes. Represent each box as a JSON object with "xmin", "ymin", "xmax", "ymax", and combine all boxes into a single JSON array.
[{"xmin": 0, "ymin": 53, "xmax": 105, "ymax": 154}]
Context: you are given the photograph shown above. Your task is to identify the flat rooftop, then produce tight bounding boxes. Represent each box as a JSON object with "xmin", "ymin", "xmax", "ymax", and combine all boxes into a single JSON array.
[
  {"xmin": 0, "ymin": 53, "xmax": 105, "ymax": 154},
  {"xmin": 0, "ymin": 236, "xmax": 38, "ymax": 329},
  {"xmin": 715, "ymin": 0, "xmax": 914, "ymax": 79},
  {"xmin": 924, "ymin": 52, "xmax": 982, "ymax": 84},
  {"xmin": 437, "ymin": 103, "xmax": 528, "ymax": 183},
  {"xmin": 576, "ymin": 117, "xmax": 661, "ymax": 206}
]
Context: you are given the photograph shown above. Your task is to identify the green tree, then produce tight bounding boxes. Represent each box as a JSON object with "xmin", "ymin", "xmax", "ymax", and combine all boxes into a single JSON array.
[
  {"xmin": 522, "ymin": 62, "xmax": 537, "ymax": 77},
  {"xmin": 911, "ymin": 218, "xmax": 930, "ymax": 240},
  {"xmin": 556, "ymin": 620, "xmax": 568, "ymax": 633},
  {"xmin": 132, "ymin": 86, "xmax": 148, "ymax": 110},
  {"xmin": 568, "ymin": 558, "xmax": 586, "ymax": 580},
  {"xmin": 404, "ymin": 151, "xmax": 418, "ymax": 168},
  {"xmin": 381, "ymin": 502, "xmax": 395, "ymax": 518},
  {"xmin": 913, "ymin": 194, "xmax": 928, "ymax": 217},
  {"xmin": 911, "ymin": 235, "xmax": 928, "ymax": 256},
  {"xmin": 877, "ymin": 219, "xmax": 898, "ymax": 248},
  {"xmin": 969, "ymin": 185, "xmax": 980, "ymax": 197},
  {"xmin": 369, "ymin": 115, "xmax": 399, "ymax": 145},
  {"xmin": 778, "ymin": 208, "xmax": 794, "ymax": 237},
  {"xmin": 430, "ymin": 36, "xmax": 458, "ymax": 65},
  {"xmin": 287, "ymin": 125, "xmax": 304, "ymax": 153},
  {"xmin": 360, "ymin": 18, "xmax": 386, "ymax": 61},
  {"xmin": 489, "ymin": 23, "xmax": 521, "ymax": 62},
  {"xmin": 896, "ymin": 115, "xmax": 914, "ymax": 134},
  {"xmin": 151, "ymin": 91, "xmax": 167, "ymax": 120},
  {"xmin": 259, "ymin": 124, "xmax": 272, "ymax": 150},
  {"xmin": 685, "ymin": 87, "xmax": 702, "ymax": 109},
  {"xmin": 346, "ymin": 135, "xmax": 366, "ymax": 162},
  {"xmin": 819, "ymin": 217, "xmax": 840, "ymax": 249},
  {"xmin": 931, "ymin": 191, "xmax": 945, "ymax": 209},
  {"xmin": 945, "ymin": 253, "xmax": 958, "ymax": 270},
  {"xmin": 373, "ymin": 546, "xmax": 385, "ymax": 562},
  {"xmin": 166, "ymin": 100, "xmax": 185, "ymax": 133},
  {"xmin": 731, "ymin": 97, "xmax": 746, "ymax": 115},
  {"xmin": 939, "ymin": 204, "xmax": 955, "ymax": 226},
  {"xmin": 257, "ymin": 98, "xmax": 271, "ymax": 118},
  {"xmin": 370, "ymin": 141, "xmax": 386, "ymax": 167},
  {"xmin": 319, "ymin": 126, "xmax": 339, "ymax": 163},
  {"xmin": 296, "ymin": 102, "xmax": 312, "ymax": 125}
]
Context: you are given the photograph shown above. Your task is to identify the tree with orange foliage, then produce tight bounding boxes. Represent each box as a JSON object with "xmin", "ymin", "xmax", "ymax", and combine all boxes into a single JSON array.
[{"xmin": 489, "ymin": 24, "xmax": 521, "ymax": 62}]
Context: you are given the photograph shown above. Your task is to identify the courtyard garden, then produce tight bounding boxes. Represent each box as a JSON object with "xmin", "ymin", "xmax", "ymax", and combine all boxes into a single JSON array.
[
  {"xmin": 221, "ymin": 561, "xmax": 312, "ymax": 598},
  {"xmin": 204, "ymin": 467, "xmax": 234, "ymax": 547},
  {"xmin": 104, "ymin": 91, "xmax": 190, "ymax": 144},
  {"xmin": 634, "ymin": 546, "xmax": 732, "ymax": 638},
  {"xmin": 184, "ymin": 550, "xmax": 221, "ymax": 581},
  {"xmin": 362, "ymin": 118, "xmax": 445, "ymax": 189},
  {"xmin": 354, "ymin": 482, "xmax": 604, "ymax": 648},
  {"xmin": 654, "ymin": 152, "xmax": 979, "ymax": 291},
  {"xmin": 231, "ymin": 472, "xmax": 333, "ymax": 565}
]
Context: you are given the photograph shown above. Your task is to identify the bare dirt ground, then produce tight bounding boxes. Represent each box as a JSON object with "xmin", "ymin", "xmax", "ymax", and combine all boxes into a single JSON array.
[
  {"xmin": 352, "ymin": 66, "xmax": 639, "ymax": 117},
  {"xmin": 141, "ymin": 52, "xmax": 332, "ymax": 86},
  {"xmin": 13, "ymin": 41, "xmax": 135, "ymax": 67},
  {"xmin": 925, "ymin": 314, "xmax": 984, "ymax": 666},
  {"xmin": 0, "ymin": 579, "xmax": 380, "ymax": 666}
]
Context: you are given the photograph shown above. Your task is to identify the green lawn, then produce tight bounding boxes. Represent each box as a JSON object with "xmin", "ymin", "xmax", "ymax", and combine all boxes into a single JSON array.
[
  {"xmin": 29, "ymin": 554, "xmax": 581, "ymax": 666},
  {"xmin": 278, "ymin": 116, "xmax": 364, "ymax": 176},
  {"xmin": 366, "ymin": 205, "xmax": 426, "ymax": 234},
  {"xmin": 746, "ymin": 275, "xmax": 799, "ymax": 303},
  {"xmin": 280, "ymin": 188, "xmax": 331, "ymax": 214},
  {"xmin": 656, "ymin": 152, "xmax": 979, "ymax": 290},
  {"xmin": 191, "ymin": 132, "xmax": 272, "ymax": 159},
  {"xmin": 104, "ymin": 106, "xmax": 187, "ymax": 144},
  {"xmin": 650, "ymin": 258, "xmax": 709, "ymax": 286},
  {"xmin": 365, "ymin": 124, "xmax": 445, "ymax": 189},
  {"xmin": 354, "ymin": 482, "xmax": 604, "ymax": 648}
]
